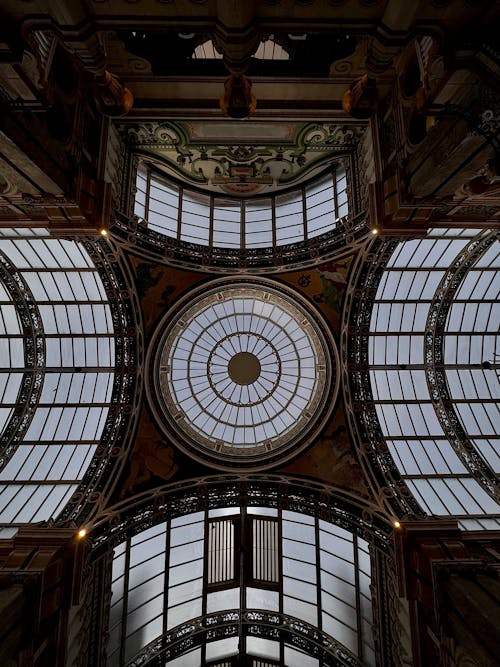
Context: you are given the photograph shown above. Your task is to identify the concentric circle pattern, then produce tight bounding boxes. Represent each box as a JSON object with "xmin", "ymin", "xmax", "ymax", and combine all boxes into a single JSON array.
[{"xmin": 149, "ymin": 279, "xmax": 338, "ymax": 469}]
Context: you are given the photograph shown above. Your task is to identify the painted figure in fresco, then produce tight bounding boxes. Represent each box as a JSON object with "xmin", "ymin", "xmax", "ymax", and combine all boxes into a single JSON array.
[{"xmin": 314, "ymin": 261, "xmax": 348, "ymax": 311}]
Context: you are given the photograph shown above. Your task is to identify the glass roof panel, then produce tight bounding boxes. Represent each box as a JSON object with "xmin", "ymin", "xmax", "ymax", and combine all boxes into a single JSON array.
[
  {"xmin": 0, "ymin": 234, "xmax": 116, "ymax": 525},
  {"xmin": 107, "ymin": 505, "xmax": 373, "ymax": 665},
  {"xmin": 151, "ymin": 279, "xmax": 337, "ymax": 469},
  {"xmin": 133, "ymin": 167, "xmax": 349, "ymax": 260},
  {"xmin": 368, "ymin": 232, "xmax": 500, "ymax": 524}
]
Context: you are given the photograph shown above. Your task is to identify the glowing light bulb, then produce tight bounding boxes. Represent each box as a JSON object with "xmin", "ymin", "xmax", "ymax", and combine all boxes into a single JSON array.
[
  {"xmin": 100, "ymin": 228, "xmax": 108, "ymax": 237},
  {"xmin": 394, "ymin": 520, "xmax": 401, "ymax": 529},
  {"xmin": 371, "ymin": 228, "xmax": 379, "ymax": 235},
  {"xmin": 77, "ymin": 528, "xmax": 87, "ymax": 539}
]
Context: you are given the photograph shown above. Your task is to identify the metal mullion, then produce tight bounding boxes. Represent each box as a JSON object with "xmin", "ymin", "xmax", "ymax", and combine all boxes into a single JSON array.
[
  {"xmin": 7, "ymin": 400, "xmax": 111, "ymax": 409},
  {"xmin": 119, "ymin": 537, "xmax": 131, "ymax": 667},
  {"xmin": 353, "ymin": 534, "xmax": 363, "ymax": 660},
  {"xmin": 384, "ymin": 264, "xmax": 472, "ymax": 275},
  {"xmin": 46, "ymin": 443, "xmax": 71, "ymax": 480},
  {"xmin": 404, "ymin": 472, "xmax": 475, "ymax": 479},
  {"xmin": 260, "ymin": 519, "xmax": 264, "ymax": 581},
  {"xmin": 333, "ymin": 169, "xmax": 340, "ymax": 223},
  {"xmin": 17, "ymin": 267, "xmax": 97, "ymax": 273},
  {"xmin": 208, "ymin": 195, "xmax": 214, "ymax": 250},
  {"xmin": 373, "ymin": 397, "xmax": 491, "ymax": 405},
  {"xmin": 177, "ymin": 186, "xmax": 183, "ymax": 241},
  {"xmin": 20, "ymin": 439, "xmax": 101, "ymax": 445},
  {"xmin": 278, "ymin": 506, "xmax": 284, "ymax": 666},
  {"xmin": 375, "ymin": 297, "xmax": 491, "ymax": 304},
  {"xmin": 15, "ymin": 299, "xmax": 108, "ymax": 306},
  {"xmin": 9, "ymin": 366, "xmax": 115, "ymax": 372},
  {"xmin": 0, "ymin": 478, "xmax": 81, "ymax": 485},
  {"xmin": 145, "ymin": 168, "xmax": 151, "ymax": 222},
  {"xmin": 302, "ymin": 185, "xmax": 308, "ymax": 241},
  {"xmin": 240, "ymin": 199, "xmax": 245, "ymax": 251},
  {"xmin": 40, "ymin": 332, "xmax": 114, "ymax": 339},
  {"xmin": 202, "ymin": 508, "xmax": 209, "ymax": 667},
  {"xmin": 440, "ymin": 477, "xmax": 474, "ymax": 514},
  {"xmin": 315, "ymin": 515, "xmax": 322, "ymax": 636},
  {"xmin": 271, "ymin": 196, "xmax": 277, "ymax": 255},
  {"xmin": 47, "ymin": 240, "xmax": 71, "ymax": 269},
  {"xmin": 239, "ymin": 509, "xmax": 246, "ymax": 664}
]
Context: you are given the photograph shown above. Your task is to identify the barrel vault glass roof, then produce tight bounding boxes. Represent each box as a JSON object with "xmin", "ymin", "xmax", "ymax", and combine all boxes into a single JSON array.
[
  {"xmin": 0, "ymin": 228, "xmax": 116, "ymax": 528},
  {"xmin": 367, "ymin": 228, "xmax": 500, "ymax": 530},
  {"xmin": 107, "ymin": 505, "xmax": 375, "ymax": 666},
  {"xmin": 134, "ymin": 165, "xmax": 348, "ymax": 249}
]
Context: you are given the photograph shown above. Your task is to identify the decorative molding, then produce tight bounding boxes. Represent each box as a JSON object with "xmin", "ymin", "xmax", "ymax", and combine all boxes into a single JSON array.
[
  {"xmin": 119, "ymin": 120, "xmax": 366, "ymax": 195},
  {"xmin": 341, "ymin": 238, "xmax": 425, "ymax": 518},
  {"xmin": 89, "ymin": 475, "xmax": 391, "ymax": 555},
  {"xmin": 127, "ymin": 609, "xmax": 363, "ymax": 667},
  {"xmin": 0, "ymin": 252, "xmax": 45, "ymax": 470},
  {"xmin": 58, "ymin": 238, "xmax": 143, "ymax": 525},
  {"xmin": 424, "ymin": 230, "xmax": 499, "ymax": 500},
  {"xmin": 112, "ymin": 208, "xmax": 370, "ymax": 274}
]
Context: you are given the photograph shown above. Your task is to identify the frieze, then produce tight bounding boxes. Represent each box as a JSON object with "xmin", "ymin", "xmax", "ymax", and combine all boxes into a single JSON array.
[{"xmin": 119, "ymin": 120, "xmax": 366, "ymax": 195}]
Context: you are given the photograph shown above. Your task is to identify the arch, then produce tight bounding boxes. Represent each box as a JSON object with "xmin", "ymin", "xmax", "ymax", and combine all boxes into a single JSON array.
[
  {"xmin": 0, "ymin": 229, "xmax": 142, "ymax": 528},
  {"xmin": 343, "ymin": 229, "xmax": 500, "ymax": 528}
]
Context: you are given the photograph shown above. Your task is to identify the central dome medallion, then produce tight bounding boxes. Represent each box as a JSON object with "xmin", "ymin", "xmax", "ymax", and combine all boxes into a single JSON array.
[{"xmin": 147, "ymin": 277, "xmax": 339, "ymax": 470}]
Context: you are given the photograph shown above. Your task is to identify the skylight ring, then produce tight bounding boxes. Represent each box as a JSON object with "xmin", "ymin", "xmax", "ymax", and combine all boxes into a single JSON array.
[{"xmin": 149, "ymin": 277, "xmax": 338, "ymax": 470}]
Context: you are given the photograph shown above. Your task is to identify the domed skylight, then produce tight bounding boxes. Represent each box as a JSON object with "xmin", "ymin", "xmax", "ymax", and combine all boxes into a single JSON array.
[{"xmin": 148, "ymin": 278, "xmax": 338, "ymax": 469}]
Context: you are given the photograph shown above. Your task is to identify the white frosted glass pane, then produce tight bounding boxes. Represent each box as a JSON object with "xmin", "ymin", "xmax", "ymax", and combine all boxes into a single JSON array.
[
  {"xmin": 168, "ymin": 579, "xmax": 203, "ymax": 607},
  {"xmin": 125, "ymin": 615, "xmax": 163, "ymax": 661},
  {"xmin": 282, "ymin": 556, "xmax": 316, "ymax": 585},
  {"xmin": 206, "ymin": 587, "xmax": 239, "ymax": 613},
  {"xmin": 168, "ymin": 559, "xmax": 204, "ymax": 587},
  {"xmin": 406, "ymin": 479, "xmax": 450, "ymax": 514},
  {"xmin": 321, "ymin": 590, "xmax": 357, "ymax": 628},
  {"xmin": 321, "ymin": 613, "xmax": 357, "ymax": 654},
  {"xmin": 205, "ymin": 637, "xmax": 239, "ymax": 661},
  {"xmin": 474, "ymin": 439, "xmax": 500, "ymax": 473},
  {"xmin": 170, "ymin": 519, "xmax": 204, "ymax": 546},
  {"xmin": 283, "ymin": 576, "xmax": 316, "ymax": 604},
  {"xmin": 169, "ymin": 540, "xmax": 204, "ymax": 566},
  {"xmin": 171, "ymin": 511, "xmax": 204, "ymax": 528},
  {"xmin": 285, "ymin": 645, "xmax": 319, "ymax": 667},
  {"xmin": 386, "ymin": 440, "xmax": 465, "ymax": 475},
  {"xmin": 246, "ymin": 587, "xmax": 279, "ymax": 611},
  {"xmin": 126, "ymin": 585, "xmax": 164, "ymax": 633},
  {"xmin": 4, "ymin": 483, "xmax": 75, "ymax": 522},
  {"xmin": 0, "ymin": 407, "xmax": 14, "ymax": 436},
  {"xmin": 283, "ymin": 595, "xmax": 317, "ymax": 625},
  {"xmin": 246, "ymin": 507, "xmax": 278, "ymax": 517},
  {"xmin": 167, "ymin": 598, "xmax": 202, "ymax": 630},
  {"xmin": 246, "ymin": 636, "xmax": 280, "ymax": 661},
  {"xmin": 321, "ymin": 570, "xmax": 356, "ymax": 603}
]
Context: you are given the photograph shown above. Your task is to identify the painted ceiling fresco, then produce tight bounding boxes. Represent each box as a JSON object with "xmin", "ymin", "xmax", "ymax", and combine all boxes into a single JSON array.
[{"xmin": 119, "ymin": 120, "xmax": 366, "ymax": 195}]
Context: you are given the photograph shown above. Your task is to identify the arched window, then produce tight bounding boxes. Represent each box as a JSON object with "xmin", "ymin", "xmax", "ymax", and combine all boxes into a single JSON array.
[
  {"xmin": 90, "ymin": 478, "xmax": 388, "ymax": 667},
  {"xmin": 119, "ymin": 164, "xmax": 361, "ymax": 271}
]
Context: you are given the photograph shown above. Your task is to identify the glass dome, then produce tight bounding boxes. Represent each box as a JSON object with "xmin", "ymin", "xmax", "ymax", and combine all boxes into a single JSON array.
[{"xmin": 147, "ymin": 277, "xmax": 339, "ymax": 469}]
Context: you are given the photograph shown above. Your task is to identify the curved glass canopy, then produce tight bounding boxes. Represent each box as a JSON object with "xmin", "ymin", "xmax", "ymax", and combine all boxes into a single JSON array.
[
  {"xmin": 365, "ymin": 229, "xmax": 499, "ymax": 529},
  {"xmin": 115, "ymin": 163, "xmax": 368, "ymax": 272},
  {"xmin": 148, "ymin": 278, "xmax": 338, "ymax": 469},
  {"xmin": 106, "ymin": 500, "xmax": 375, "ymax": 666},
  {"xmin": 0, "ymin": 229, "xmax": 118, "ymax": 527},
  {"xmin": 134, "ymin": 165, "xmax": 347, "ymax": 249}
]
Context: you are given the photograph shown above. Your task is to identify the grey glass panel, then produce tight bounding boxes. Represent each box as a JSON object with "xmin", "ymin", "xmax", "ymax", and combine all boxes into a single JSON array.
[{"xmin": 0, "ymin": 235, "xmax": 116, "ymax": 525}]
